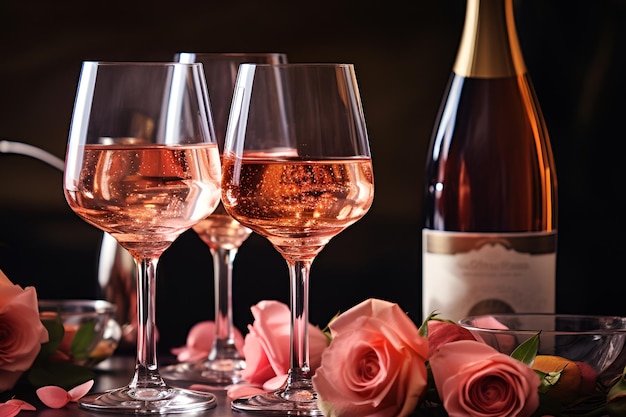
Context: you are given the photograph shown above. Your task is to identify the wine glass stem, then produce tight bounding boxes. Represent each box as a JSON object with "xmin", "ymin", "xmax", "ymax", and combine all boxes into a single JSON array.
[
  {"xmin": 284, "ymin": 259, "xmax": 315, "ymax": 397},
  {"xmin": 130, "ymin": 256, "xmax": 166, "ymax": 390},
  {"xmin": 209, "ymin": 246, "xmax": 240, "ymax": 358}
]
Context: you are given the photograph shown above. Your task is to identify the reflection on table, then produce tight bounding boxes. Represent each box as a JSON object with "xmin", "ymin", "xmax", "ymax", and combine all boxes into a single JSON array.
[
  {"xmin": 19, "ymin": 354, "xmax": 468, "ymax": 417},
  {"xmin": 22, "ymin": 355, "xmax": 236, "ymax": 417}
]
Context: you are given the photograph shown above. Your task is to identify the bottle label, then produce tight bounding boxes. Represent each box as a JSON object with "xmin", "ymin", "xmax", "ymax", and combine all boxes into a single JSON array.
[{"xmin": 422, "ymin": 229, "xmax": 556, "ymax": 322}]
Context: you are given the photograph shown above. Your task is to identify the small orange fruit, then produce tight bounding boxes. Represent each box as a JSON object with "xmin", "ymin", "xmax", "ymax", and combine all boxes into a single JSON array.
[{"xmin": 532, "ymin": 355, "xmax": 597, "ymax": 403}]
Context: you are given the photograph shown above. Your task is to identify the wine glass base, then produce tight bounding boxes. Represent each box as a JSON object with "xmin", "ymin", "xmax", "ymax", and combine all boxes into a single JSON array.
[
  {"xmin": 78, "ymin": 385, "xmax": 217, "ymax": 414},
  {"xmin": 161, "ymin": 359, "xmax": 246, "ymax": 390},
  {"xmin": 231, "ymin": 390, "xmax": 323, "ymax": 416}
]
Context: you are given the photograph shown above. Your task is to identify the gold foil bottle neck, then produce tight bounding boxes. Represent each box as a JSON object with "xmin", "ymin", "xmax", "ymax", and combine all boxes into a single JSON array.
[{"xmin": 453, "ymin": 0, "xmax": 527, "ymax": 78}]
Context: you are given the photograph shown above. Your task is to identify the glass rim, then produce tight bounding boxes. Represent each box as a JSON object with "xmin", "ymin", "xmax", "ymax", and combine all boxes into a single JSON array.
[
  {"xmin": 176, "ymin": 52, "xmax": 287, "ymax": 58},
  {"xmin": 459, "ymin": 313, "xmax": 626, "ymax": 335},
  {"xmin": 81, "ymin": 61, "xmax": 204, "ymax": 67},
  {"xmin": 38, "ymin": 299, "xmax": 117, "ymax": 314},
  {"xmin": 239, "ymin": 62, "xmax": 354, "ymax": 68}
]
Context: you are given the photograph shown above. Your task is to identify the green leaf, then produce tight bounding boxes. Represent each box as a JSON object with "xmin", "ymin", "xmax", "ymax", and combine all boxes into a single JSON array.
[
  {"xmin": 511, "ymin": 332, "xmax": 540, "ymax": 366},
  {"xmin": 70, "ymin": 321, "xmax": 96, "ymax": 360},
  {"xmin": 36, "ymin": 318, "xmax": 65, "ymax": 364}
]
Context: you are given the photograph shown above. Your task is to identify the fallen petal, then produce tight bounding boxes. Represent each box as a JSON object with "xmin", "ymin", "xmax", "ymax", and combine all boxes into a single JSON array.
[
  {"xmin": 6, "ymin": 399, "xmax": 36, "ymax": 411},
  {"xmin": 227, "ymin": 384, "xmax": 267, "ymax": 400},
  {"xmin": 263, "ymin": 374, "xmax": 287, "ymax": 391},
  {"xmin": 36, "ymin": 386, "xmax": 72, "ymax": 409},
  {"xmin": 0, "ymin": 402, "xmax": 22, "ymax": 417},
  {"xmin": 189, "ymin": 384, "xmax": 216, "ymax": 392},
  {"xmin": 68, "ymin": 380, "xmax": 94, "ymax": 401},
  {"xmin": 173, "ymin": 347, "xmax": 209, "ymax": 363}
]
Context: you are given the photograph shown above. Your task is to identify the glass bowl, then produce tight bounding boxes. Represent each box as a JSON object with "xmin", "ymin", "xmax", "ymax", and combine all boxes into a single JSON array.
[
  {"xmin": 38, "ymin": 299, "xmax": 122, "ymax": 367},
  {"xmin": 459, "ymin": 314, "xmax": 626, "ymax": 391}
]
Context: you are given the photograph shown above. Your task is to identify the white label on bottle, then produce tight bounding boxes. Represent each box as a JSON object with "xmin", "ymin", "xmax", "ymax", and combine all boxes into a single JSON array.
[{"xmin": 422, "ymin": 229, "xmax": 556, "ymax": 322}]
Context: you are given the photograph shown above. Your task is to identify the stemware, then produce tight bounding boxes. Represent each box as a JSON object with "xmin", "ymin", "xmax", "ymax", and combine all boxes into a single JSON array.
[
  {"xmin": 63, "ymin": 61, "xmax": 222, "ymax": 413},
  {"xmin": 222, "ymin": 63, "xmax": 375, "ymax": 415},
  {"xmin": 161, "ymin": 52, "xmax": 287, "ymax": 388}
]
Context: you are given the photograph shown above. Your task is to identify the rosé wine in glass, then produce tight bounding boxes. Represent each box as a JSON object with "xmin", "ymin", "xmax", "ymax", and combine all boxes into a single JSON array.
[
  {"xmin": 63, "ymin": 61, "xmax": 221, "ymax": 414},
  {"xmin": 222, "ymin": 63, "xmax": 374, "ymax": 415}
]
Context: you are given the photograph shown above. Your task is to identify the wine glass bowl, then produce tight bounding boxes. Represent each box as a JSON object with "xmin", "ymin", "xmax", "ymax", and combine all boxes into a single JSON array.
[
  {"xmin": 191, "ymin": 203, "xmax": 251, "ymax": 250},
  {"xmin": 63, "ymin": 61, "xmax": 221, "ymax": 413},
  {"xmin": 222, "ymin": 63, "xmax": 374, "ymax": 415},
  {"xmin": 161, "ymin": 53, "xmax": 286, "ymax": 388}
]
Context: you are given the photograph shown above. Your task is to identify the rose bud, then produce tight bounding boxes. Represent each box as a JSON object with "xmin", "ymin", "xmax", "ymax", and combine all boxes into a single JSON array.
[{"xmin": 427, "ymin": 319, "xmax": 476, "ymax": 357}]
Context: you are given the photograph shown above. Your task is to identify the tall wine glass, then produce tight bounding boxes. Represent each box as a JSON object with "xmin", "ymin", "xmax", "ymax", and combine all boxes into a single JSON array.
[
  {"xmin": 63, "ymin": 61, "xmax": 222, "ymax": 413},
  {"xmin": 222, "ymin": 63, "xmax": 374, "ymax": 415},
  {"xmin": 162, "ymin": 52, "xmax": 287, "ymax": 388}
]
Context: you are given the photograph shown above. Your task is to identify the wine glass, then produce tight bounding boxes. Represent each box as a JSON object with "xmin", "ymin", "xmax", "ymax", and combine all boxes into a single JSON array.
[
  {"xmin": 161, "ymin": 53, "xmax": 287, "ymax": 388},
  {"xmin": 222, "ymin": 63, "xmax": 374, "ymax": 415},
  {"xmin": 63, "ymin": 61, "xmax": 222, "ymax": 414}
]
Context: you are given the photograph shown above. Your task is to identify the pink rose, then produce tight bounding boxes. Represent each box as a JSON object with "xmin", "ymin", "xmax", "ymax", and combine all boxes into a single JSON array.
[
  {"xmin": 427, "ymin": 319, "xmax": 476, "ymax": 357},
  {"xmin": 429, "ymin": 340, "xmax": 540, "ymax": 417},
  {"xmin": 241, "ymin": 300, "xmax": 328, "ymax": 387},
  {"xmin": 312, "ymin": 298, "xmax": 429, "ymax": 417},
  {"xmin": 0, "ymin": 269, "xmax": 49, "ymax": 392},
  {"xmin": 171, "ymin": 320, "xmax": 244, "ymax": 362}
]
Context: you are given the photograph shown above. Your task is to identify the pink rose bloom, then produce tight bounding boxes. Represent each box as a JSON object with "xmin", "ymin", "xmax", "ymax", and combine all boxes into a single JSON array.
[
  {"xmin": 429, "ymin": 340, "xmax": 540, "ymax": 417},
  {"xmin": 241, "ymin": 300, "xmax": 328, "ymax": 387},
  {"xmin": 171, "ymin": 320, "xmax": 245, "ymax": 362},
  {"xmin": 0, "ymin": 269, "xmax": 49, "ymax": 393},
  {"xmin": 312, "ymin": 298, "xmax": 429, "ymax": 417}
]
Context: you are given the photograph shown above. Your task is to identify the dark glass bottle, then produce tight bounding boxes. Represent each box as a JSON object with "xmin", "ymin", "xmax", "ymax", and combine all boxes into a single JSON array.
[{"xmin": 422, "ymin": 0, "xmax": 558, "ymax": 321}]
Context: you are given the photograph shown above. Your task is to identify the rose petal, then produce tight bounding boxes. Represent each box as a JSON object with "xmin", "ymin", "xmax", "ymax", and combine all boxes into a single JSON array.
[
  {"xmin": 246, "ymin": 301, "xmax": 292, "ymax": 377},
  {"xmin": 471, "ymin": 315, "xmax": 510, "ymax": 330},
  {"xmin": 36, "ymin": 386, "xmax": 72, "ymax": 408},
  {"xmin": 68, "ymin": 379, "xmax": 94, "ymax": 401},
  {"xmin": 6, "ymin": 399, "xmax": 36, "ymax": 411},
  {"xmin": 262, "ymin": 374, "xmax": 287, "ymax": 391},
  {"xmin": 427, "ymin": 320, "xmax": 476, "ymax": 357},
  {"xmin": 465, "ymin": 316, "xmax": 518, "ymax": 354},
  {"xmin": 0, "ymin": 402, "xmax": 22, "ymax": 417},
  {"xmin": 188, "ymin": 384, "xmax": 216, "ymax": 392},
  {"xmin": 186, "ymin": 321, "xmax": 216, "ymax": 352},
  {"xmin": 227, "ymin": 384, "xmax": 267, "ymax": 400},
  {"xmin": 241, "ymin": 331, "xmax": 277, "ymax": 384},
  {"xmin": 171, "ymin": 320, "xmax": 246, "ymax": 362},
  {"xmin": 172, "ymin": 346, "xmax": 208, "ymax": 363}
]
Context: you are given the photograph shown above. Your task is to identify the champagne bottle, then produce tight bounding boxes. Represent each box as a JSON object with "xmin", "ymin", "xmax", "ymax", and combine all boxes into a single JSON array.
[{"xmin": 422, "ymin": 0, "xmax": 558, "ymax": 322}]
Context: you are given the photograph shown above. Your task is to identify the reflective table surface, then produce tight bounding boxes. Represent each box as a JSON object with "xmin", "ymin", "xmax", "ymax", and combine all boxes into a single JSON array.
[{"xmin": 20, "ymin": 355, "xmax": 239, "ymax": 417}]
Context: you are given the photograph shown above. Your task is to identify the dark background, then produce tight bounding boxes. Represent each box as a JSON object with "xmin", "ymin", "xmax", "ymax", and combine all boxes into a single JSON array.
[{"xmin": 1, "ymin": 0, "xmax": 625, "ymax": 353}]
